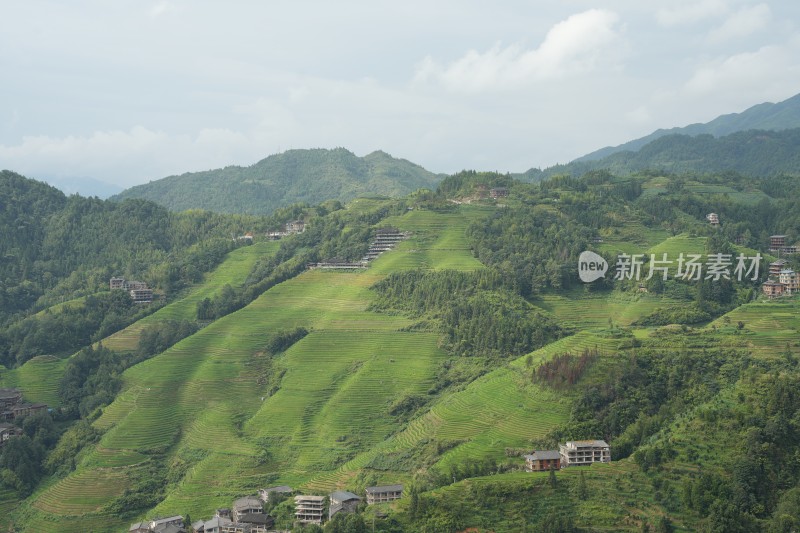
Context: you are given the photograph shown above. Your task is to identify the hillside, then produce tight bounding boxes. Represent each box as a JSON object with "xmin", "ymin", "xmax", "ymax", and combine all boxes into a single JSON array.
[
  {"xmin": 2, "ymin": 170, "xmax": 800, "ymax": 531},
  {"xmin": 112, "ymin": 148, "xmax": 442, "ymax": 215},
  {"xmin": 521, "ymin": 127, "xmax": 800, "ymax": 181},
  {"xmin": 577, "ymin": 91, "xmax": 800, "ymax": 161}
]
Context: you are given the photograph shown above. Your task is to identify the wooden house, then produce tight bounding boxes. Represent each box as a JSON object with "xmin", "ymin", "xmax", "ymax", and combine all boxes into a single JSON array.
[
  {"xmin": 523, "ymin": 450, "xmax": 562, "ymax": 472},
  {"xmin": 365, "ymin": 484, "xmax": 403, "ymax": 504},
  {"xmin": 329, "ymin": 490, "xmax": 361, "ymax": 519}
]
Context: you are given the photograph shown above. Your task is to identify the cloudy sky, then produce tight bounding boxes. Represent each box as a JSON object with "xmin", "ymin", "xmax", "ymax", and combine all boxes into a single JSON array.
[{"xmin": 2, "ymin": 1, "xmax": 800, "ymax": 192}]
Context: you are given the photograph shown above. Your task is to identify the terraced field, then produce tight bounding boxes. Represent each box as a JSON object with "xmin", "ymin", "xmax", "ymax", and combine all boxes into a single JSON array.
[
  {"xmin": 101, "ymin": 241, "xmax": 276, "ymax": 352},
  {"xmin": 709, "ymin": 298, "xmax": 800, "ymax": 358},
  {"xmin": 535, "ymin": 291, "xmax": 678, "ymax": 329},
  {"xmin": 0, "ymin": 355, "xmax": 65, "ymax": 407},
  {"xmin": 16, "ymin": 206, "xmax": 493, "ymax": 530},
  {"xmin": 302, "ymin": 331, "xmax": 622, "ymax": 492}
]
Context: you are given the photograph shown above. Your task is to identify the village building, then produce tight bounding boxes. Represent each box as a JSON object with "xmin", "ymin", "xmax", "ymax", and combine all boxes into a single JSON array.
[
  {"xmin": 559, "ymin": 440, "xmax": 611, "ymax": 467},
  {"xmin": 232, "ymin": 496, "xmax": 263, "ymax": 523},
  {"xmin": 0, "ymin": 423, "xmax": 23, "ymax": 447},
  {"xmin": 153, "ymin": 524, "xmax": 185, "ymax": 533},
  {"xmin": 762, "ymin": 280, "xmax": 786, "ymax": 298},
  {"xmin": 150, "ymin": 516, "xmax": 185, "ymax": 531},
  {"xmin": 2, "ymin": 401, "xmax": 47, "ymax": 422},
  {"xmin": 779, "ymin": 269, "xmax": 800, "ymax": 294},
  {"xmin": 0, "ymin": 388, "xmax": 22, "ymax": 409},
  {"xmin": 129, "ymin": 516, "xmax": 185, "ymax": 533},
  {"xmin": 706, "ymin": 213, "xmax": 720, "ymax": 226},
  {"xmin": 111, "ymin": 277, "xmax": 153, "ymax": 302},
  {"xmin": 523, "ymin": 450, "xmax": 562, "ymax": 472},
  {"xmin": 490, "ymin": 187, "xmax": 509, "ymax": 199},
  {"xmin": 309, "ymin": 258, "xmax": 367, "ymax": 270},
  {"xmin": 770, "ymin": 260, "xmax": 788, "ymax": 277},
  {"xmin": 236, "ymin": 232, "xmax": 254, "ymax": 242},
  {"xmin": 258, "ymin": 485, "xmax": 293, "ymax": 502},
  {"xmin": 129, "ymin": 522, "xmax": 151, "ymax": 533},
  {"xmin": 329, "ymin": 490, "xmax": 361, "ymax": 519},
  {"xmin": 219, "ymin": 514, "xmax": 274, "ymax": 533},
  {"xmin": 286, "ymin": 220, "xmax": 305, "ymax": 234},
  {"xmin": 294, "ymin": 495, "xmax": 326, "ymax": 524},
  {"xmin": 771, "ymin": 235, "xmax": 787, "ymax": 251},
  {"xmin": 361, "ymin": 228, "xmax": 409, "ymax": 263},
  {"xmin": 198, "ymin": 516, "xmax": 234, "ymax": 533},
  {"xmin": 130, "ymin": 288, "xmax": 154, "ymax": 304},
  {"xmin": 365, "ymin": 484, "xmax": 403, "ymax": 504}
]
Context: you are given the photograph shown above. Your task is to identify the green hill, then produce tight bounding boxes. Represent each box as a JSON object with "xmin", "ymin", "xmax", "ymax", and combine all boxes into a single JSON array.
[
  {"xmin": 578, "ymin": 91, "xmax": 800, "ymax": 161},
  {"xmin": 112, "ymin": 148, "xmax": 443, "ymax": 215},
  {"xmin": 3, "ymin": 169, "xmax": 800, "ymax": 532}
]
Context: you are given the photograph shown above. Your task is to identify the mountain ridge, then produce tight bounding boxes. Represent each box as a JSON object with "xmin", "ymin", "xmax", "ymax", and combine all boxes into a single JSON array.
[
  {"xmin": 575, "ymin": 91, "xmax": 800, "ymax": 162},
  {"xmin": 112, "ymin": 147, "xmax": 443, "ymax": 215}
]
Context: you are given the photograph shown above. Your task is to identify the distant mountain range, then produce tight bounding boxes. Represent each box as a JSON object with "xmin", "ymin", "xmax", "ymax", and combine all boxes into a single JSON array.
[
  {"xmin": 576, "ymin": 92, "xmax": 800, "ymax": 162},
  {"xmin": 513, "ymin": 92, "xmax": 800, "ymax": 181},
  {"xmin": 514, "ymin": 128, "xmax": 800, "ymax": 181},
  {"xmin": 112, "ymin": 93, "xmax": 800, "ymax": 214},
  {"xmin": 113, "ymin": 148, "xmax": 442, "ymax": 214}
]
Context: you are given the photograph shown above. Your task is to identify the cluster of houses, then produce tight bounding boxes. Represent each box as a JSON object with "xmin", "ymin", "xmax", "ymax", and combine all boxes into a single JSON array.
[
  {"xmin": 762, "ymin": 259, "xmax": 800, "ymax": 299},
  {"xmin": 308, "ymin": 227, "xmax": 409, "ymax": 270},
  {"xmin": 523, "ymin": 440, "xmax": 611, "ymax": 472},
  {"xmin": 1, "ymin": 388, "xmax": 47, "ymax": 447},
  {"xmin": 267, "ymin": 220, "xmax": 306, "ymax": 240},
  {"xmin": 110, "ymin": 277, "xmax": 154, "ymax": 304},
  {"xmin": 769, "ymin": 235, "xmax": 799, "ymax": 255},
  {"xmin": 0, "ymin": 387, "xmax": 47, "ymax": 423},
  {"xmin": 131, "ymin": 484, "xmax": 403, "ymax": 533}
]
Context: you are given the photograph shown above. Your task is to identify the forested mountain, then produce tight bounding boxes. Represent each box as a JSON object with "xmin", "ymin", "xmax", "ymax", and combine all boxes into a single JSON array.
[
  {"xmin": 577, "ymin": 91, "xmax": 800, "ymax": 161},
  {"xmin": 113, "ymin": 148, "xmax": 442, "ymax": 214},
  {"xmin": 3, "ymin": 162, "xmax": 800, "ymax": 532},
  {"xmin": 520, "ymin": 128, "xmax": 800, "ymax": 181},
  {"xmin": 0, "ymin": 170, "xmax": 296, "ymax": 365}
]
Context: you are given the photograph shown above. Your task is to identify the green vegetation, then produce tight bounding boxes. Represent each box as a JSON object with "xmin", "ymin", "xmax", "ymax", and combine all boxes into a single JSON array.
[
  {"xmin": 113, "ymin": 148, "xmax": 442, "ymax": 214},
  {"xmin": 527, "ymin": 128, "xmax": 800, "ymax": 181},
  {"xmin": 2, "ymin": 154, "xmax": 800, "ymax": 532}
]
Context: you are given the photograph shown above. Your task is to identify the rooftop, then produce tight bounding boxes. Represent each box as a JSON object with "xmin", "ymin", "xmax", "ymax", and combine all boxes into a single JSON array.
[
  {"xmin": 261, "ymin": 485, "xmax": 292, "ymax": 493},
  {"xmin": 565, "ymin": 440, "xmax": 609, "ymax": 448},
  {"xmin": 295, "ymin": 495, "xmax": 326, "ymax": 502},
  {"xmin": 233, "ymin": 496, "xmax": 262, "ymax": 510},
  {"xmin": 365, "ymin": 484, "xmax": 403, "ymax": 493},
  {"xmin": 330, "ymin": 490, "xmax": 361, "ymax": 502},
  {"xmin": 524, "ymin": 450, "xmax": 561, "ymax": 461}
]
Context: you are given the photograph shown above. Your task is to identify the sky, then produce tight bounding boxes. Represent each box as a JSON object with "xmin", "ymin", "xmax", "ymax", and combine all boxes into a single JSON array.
[{"xmin": 2, "ymin": 0, "xmax": 800, "ymax": 193}]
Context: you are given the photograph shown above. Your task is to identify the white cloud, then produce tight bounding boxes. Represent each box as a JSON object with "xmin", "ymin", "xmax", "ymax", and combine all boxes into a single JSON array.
[
  {"xmin": 656, "ymin": 0, "xmax": 728, "ymax": 27},
  {"xmin": 413, "ymin": 9, "xmax": 625, "ymax": 92},
  {"xmin": 707, "ymin": 3, "xmax": 771, "ymax": 43},
  {"xmin": 684, "ymin": 42, "xmax": 800, "ymax": 97},
  {"xmin": 0, "ymin": 126, "xmax": 257, "ymax": 187},
  {"xmin": 148, "ymin": 2, "xmax": 176, "ymax": 18}
]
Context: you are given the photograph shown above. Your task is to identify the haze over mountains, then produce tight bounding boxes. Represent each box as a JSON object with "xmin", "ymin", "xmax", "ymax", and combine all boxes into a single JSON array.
[
  {"xmin": 577, "ymin": 92, "xmax": 800, "ymax": 162},
  {"xmin": 108, "ymin": 92, "xmax": 800, "ymax": 214}
]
